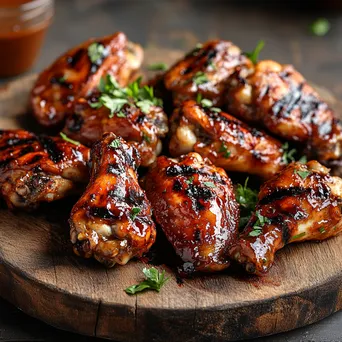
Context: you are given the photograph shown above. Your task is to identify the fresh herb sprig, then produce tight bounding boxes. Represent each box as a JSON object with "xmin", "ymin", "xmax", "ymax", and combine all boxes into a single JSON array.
[
  {"xmin": 125, "ymin": 267, "xmax": 169, "ymax": 295},
  {"xmin": 244, "ymin": 40, "xmax": 265, "ymax": 65},
  {"xmin": 196, "ymin": 94, "xmax": 221, "ymax": 112},
  {"xmin": 59, "ymin": 132, "xmax": 80, "ymax": 146},
  {"xmin": 88, "ymin": 42, "xmax": 107, "ymax": 64},
  {"xmin": 90, "ymin": 75, "xmax": 163, "ymax": 118},
  {"xmin": 281, "ymin": 142, "xmax": 307, "ymax": 165},
  {"xmin": 249, "ymin": 211, "xmax": 270, "ymax": 237}
]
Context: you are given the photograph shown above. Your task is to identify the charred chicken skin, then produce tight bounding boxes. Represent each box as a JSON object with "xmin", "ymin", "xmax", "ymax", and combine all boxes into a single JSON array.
[
  {"xmin": 229, "ymin": 161, "xmax": 342, "ymax": 275},
  {"xmin": 31, "ymin": 32, "xmax": 143, "ymax": 127},
  {"xmin": 143, "ymin": 153, "xmax": 239, "ymax": 273},
  {"xmin": 63, "ymin": 96, "xmax": 168, "ymax": 167},
  {"xmin": 0, "ymin": 129, "xmax": 90, "ymax": 210},
  {"xmin": 169, "ymin": 100, "xmax": 285, "ymax": 179},
  {"xmin": 69, "ymin": 133, "xmax": 156, "ymax": 267},
  {"xmin": 226, "ymin": 60, "xmax": 342, "ymax": 165},
  {"xmin": 164, "ymin": 40, "xmax": 253, "ymax": 106}
]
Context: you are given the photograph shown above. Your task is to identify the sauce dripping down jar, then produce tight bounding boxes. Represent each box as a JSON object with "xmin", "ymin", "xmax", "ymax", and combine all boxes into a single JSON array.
[{"xmin": 0, "ymin": 0, "xmax": 54, "ymax": 77}]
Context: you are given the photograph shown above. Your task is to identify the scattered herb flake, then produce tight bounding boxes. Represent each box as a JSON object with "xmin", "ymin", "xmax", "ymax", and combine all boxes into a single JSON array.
[
  {"xmin": 311, "ymin": 18, "xmax": 330, "ymax": 37},
  {"xmin": 193, "ymin": 71, "xmax": 208, "ymax": 85},
  {"xmin": 185, "ymin": 176, "xmax": 194, "ymax": 185},
  {"xmin": 281, "ymin": 142, "xmax": 297, "ymax": 164},
  {"xmin": 59, "ymin": 132, "xmax": 80, "ymax": 146},
  {"xmin": 319, "ymin": 227, "xmax": 326, "ymax": 234},
  {"xmin": 109, "ymin": 139, "xmax": 121, "ymax": 148},
  {"xmin": 89, "ymin": 101, "xmax": 102, "ymax": 109},
  {"xmin": 88, "ymin": 42, "xmax": 106, "ymax": 64},
  {"xmin": 219, "ymin": 143, "xmax": 231, "ymax": 158},
  {"xmin": 196, "ymin": 93, "xmax": 203, "ymax": 104},
  {"xmin": 130, "ymin": 207, "xmax": 141, "ymax": 221},
  {"xmin": 292, "ymin": 232, "xmax": 306, "ymax": 240},
  {"xmin": 248, "ymin": 211, "xmax": 270, "ymax": 237},
  {"xmin": 294, "ymin": 169, "xmax": 311, "ymax": 179},
  {"xmin": 125, "ymin": 267, "xmax": 168, "ymax": 295},
  {"xmin": 58, "ymin": 75, "xmax": 67, "ymax": 83},
  {"xmin": 142, "ymin": 133, "xmax": 151, "ymax": 143},
  {"xmin": 244, "ymin": 40, "xmax": 265, "ymax": 65},
  {"xmin": 298, "ymin": 155, "xmax": 308, "ymax": 164},
  {"xmin": 148, "ymin": 62, "xmax": 168, "ymax": 71},
  {"xmin": 203, "ymin": 181, "xmax": 215, "ymax": 188}
]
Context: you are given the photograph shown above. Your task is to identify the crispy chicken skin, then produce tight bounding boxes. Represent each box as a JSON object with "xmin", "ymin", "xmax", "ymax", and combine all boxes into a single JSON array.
[
  {"xmin": 0, "ymin": 129, "xmax": 90, "ymax": 210},
  {"xmin": 63, "ymin": 97, "xmax": 168, "ymax": 167},
  {"xmin": 164, "ymin": 40, "xmax": 253, "ymax": 106},
  {"xmin": 143, "ymin": 153, "xmax": 239, "ymax": 273},
  {"xmin": 69, "ymin": 133, "xmax": 156, "ymax": 267},
  {"xmin": 169, "ymin": 100, "xmax": 285, "ymax": 179},
  {"xmin": 229, "ymin": 161, "xmax": 342, "ymax": 275},
  {"xmin": 31, "ymin": 32, "xmax": 143, "ymax": 127},
  {"xmin": 226, "ymin": 60, "xmax": 342, "ymax": 165}
]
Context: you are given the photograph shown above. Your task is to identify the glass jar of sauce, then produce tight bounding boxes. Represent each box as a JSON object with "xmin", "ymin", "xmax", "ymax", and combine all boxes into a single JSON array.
[{"xmin": 0, "ymin": 0, "xmax": 54, "ymax": 77}]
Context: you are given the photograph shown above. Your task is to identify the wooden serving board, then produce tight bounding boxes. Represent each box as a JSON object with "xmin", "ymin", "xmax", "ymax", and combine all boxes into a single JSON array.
[{"xmin": 1, "ymin": 49, "xmax": 342, "ymax": 342}]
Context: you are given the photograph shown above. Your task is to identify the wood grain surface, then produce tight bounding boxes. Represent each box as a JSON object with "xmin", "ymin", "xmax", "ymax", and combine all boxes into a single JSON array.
[{"xmin": 1, "ymin": 49, "xmax": 342, "ymax": 342}]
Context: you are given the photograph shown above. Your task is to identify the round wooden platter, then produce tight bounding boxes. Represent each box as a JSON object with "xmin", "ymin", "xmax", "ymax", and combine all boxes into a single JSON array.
[{"xmin": 1, "ymin": 50, "xmax": 342, "ymax": 342}]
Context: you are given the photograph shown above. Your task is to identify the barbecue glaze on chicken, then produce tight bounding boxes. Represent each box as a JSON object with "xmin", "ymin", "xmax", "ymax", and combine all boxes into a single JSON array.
[
  {"xmin": 31, "ymin": 32, "xmax": 143, "ymax": 127},
  {"xmin": 0, "ymin": 129, "xmax": 90, "ymax": 210},
  {"xmin": 226, "ymin": 60, "xmax": 342, "ymax": 165},
  {"xmin": 169, "ymin": 100, "xmax": 285, "ymax": 179},
  {"xmin": 164, "ymin": 40, "xmax": 253, "ymax": 106},
  {"xmin": 69, "ymin": 133, "xmax": 156, "ymax": 266},
  {"xmin": 229, "ymin": 161, "xmax": 342, "ymax": 275},
  {"xmin": 63, "ymin": 96, "xmax": 168, "ymax": 167},
  {"xmin": 143, "ymin": 153, "xmax": 239, "ymax": 273}
]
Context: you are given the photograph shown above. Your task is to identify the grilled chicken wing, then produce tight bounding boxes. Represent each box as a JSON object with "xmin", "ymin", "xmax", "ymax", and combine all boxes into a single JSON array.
[
  {"xmin": 31, "ymin": 32, "xmax": 143, "ymax": 127},
  {"xmin": 169, "ymin": 100, "xmax": 285, "ymax": 179},
  {"xmin": 164, "ymin": 40, "xmax": 253, "ymax": 106},
  {"xmin": 0, "ymin": 130, "xmax": 90, "ymax": 210},
  {"xmin": 143, "ymin": 153, "xmax": 239, "ymax": 273},
  {"xmin": 69, "ymin": 133, "xmax": 156, "ymax": 266},
  {"xmin": 63, "ymin": 96, "xmax": 168, "ymax": 167},
  {"xmin": 226, "ymin": 60, "xmax": 342, "ymax": 165},
  {"xmin": 229, "ymin": 161, "xmax": 342, "ymax": 275}
]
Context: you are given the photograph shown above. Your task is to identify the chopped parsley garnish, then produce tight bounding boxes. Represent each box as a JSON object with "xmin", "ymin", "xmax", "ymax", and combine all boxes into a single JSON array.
[
  {"xmin": 319, "ymin": 227, "xmax": 326, "ymax": 234},
  {"xmin": 89, "ymin": 75, "xmax": 163, "ymax": 118},
  {"xmin": 193, "ymin": 71, "xmax": 208, "ymax": 85},
  {"xmin": 125, "ymin": 267, "xmax": 168, "ymax": 295},
  {"xmin": 310, "ymin": 18, "xmax": 330, "ymax": 37},
  {"xmin": 244, "ymin": 40, "xmax": 265, "ymax": 65},
  {"xmin": 236, "ymin": 177, "xmax": 258, "ymax": 210},
  {"xmin": 185, "ymin": 176, "xmax": 194, "ymax": 184},
  {"xmin": 203, "ymin": 181, "xmax": 215, "ymax": 188},
  {"xmin": 219, "ymin": 143, "xmax": 231, "ymax": 158},
  {"xmin": 88, "ymin": 42, "xmax": 106, "ymax": 64},
  {"xmin": 130, "ymin": 207, "xmax": 141, "ymax": 220},
  {"xmin": 248, "ymin": 211, "xmax": 270, "ymax": 237},
  {"xmin": 148, "ymin": 62, "xmax": 168, "ymax": 71},
  {"xmin": 109, "ymin": 139, "xmax": 121, "ymax": 148},
  {"xmin": 291, "ymin": 232, "xmax": 306, "ymax": 240},
  {"xmin": 294, "ymin": 169, "xmax": 311, "ymax": 180},
  {"xmin": 59, "ymin": 132, "xmax": 80, "ymax": 146}
]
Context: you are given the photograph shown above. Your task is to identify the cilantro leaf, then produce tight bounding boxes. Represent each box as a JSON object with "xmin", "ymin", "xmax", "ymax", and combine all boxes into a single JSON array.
[
  {"xmin": 100, "ymin": 95, "xmax": 128, "ymax": 117},
  {"xmin": 248, "ymin": 211, "xmax": 270, "ymax": 237},
  {"xmin": 59, "ymin": 132, "xmax": 80, "ymax": 146},
  {"xmin": 88, "ymin": 42, "xmax": 106, "ymax": 64},
  {"xmin": 130, "ymin": 207, "xmax": 141, "ymax": 221},
  {"xmin": 244, "ymin": 40, "xmax": 265, "ymax": 65},
  {"xmin": 125, "ymin": 267, "xmax": 169, "ymax": 295},
  {"xmin": 148, "ymin": 62, "xmax": 168, "ymax": 71},
  {"xmin": 294, "ymin": 169, "xmax": 311, "ymax": 179}
]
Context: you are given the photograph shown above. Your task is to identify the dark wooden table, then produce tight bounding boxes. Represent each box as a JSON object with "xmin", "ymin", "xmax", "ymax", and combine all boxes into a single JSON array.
[{"xmin": 1, "ymin": 0, "xmax": 342, "ymax": 341}]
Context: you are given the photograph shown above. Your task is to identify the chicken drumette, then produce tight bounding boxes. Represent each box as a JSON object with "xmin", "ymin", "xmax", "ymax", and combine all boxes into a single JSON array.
[
  {"xmin": 63, "ymin": 80, "xmax": 168, "ymax": 167},
  {"xmin": 69, "ymin": 133, "xmax": 156, "ymax": 266},
  {"xmin": 226, "ymin": 60, "xmax": 342, "ymax": 166},
  {"xmin": 0, "ymin": 129, "xmax": 90, "ymax": 210},
  {"xmin": 229, "ymin": 161, "xmax": 342, "ymax": 275},
  {"xmin": 164, "ymin": 40, "xmax": 253, "ymax": 106},
  {"xmin": 143, "ymin": 153, "xmax": 239, "ymax": 273},
  {"xmin": 169, "ymin": 100, "xmax": 286, "ymax": 179},
  {"xmin": 31, "ymin": 32, "xmax": 143, "ymax": 127}
]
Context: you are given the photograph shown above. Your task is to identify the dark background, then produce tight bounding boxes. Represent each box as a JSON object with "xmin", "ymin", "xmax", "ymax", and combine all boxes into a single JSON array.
[{"xmin": 2, "ymin": 0, "xmax": 342, "ymax": 341}]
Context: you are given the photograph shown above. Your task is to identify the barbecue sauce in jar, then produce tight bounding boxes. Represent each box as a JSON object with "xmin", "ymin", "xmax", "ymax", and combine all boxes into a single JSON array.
[{"xmin": 0, "ymin": 0, "xmax": 54, "ymax": 77}]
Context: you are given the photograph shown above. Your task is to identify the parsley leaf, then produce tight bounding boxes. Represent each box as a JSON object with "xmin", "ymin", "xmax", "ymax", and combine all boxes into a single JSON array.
[
  {"xmin": 148, "ymin": 62, "xmax": 168, "ymax": 71},
  {"xmin": 294, "ymin": 169, "xmax": 311, "ymax": 179},
  {"xmin": 100, "ymin": 95, "xmax": 128, "ymax": 117},
  {"xmin": 193, "ymin": 71, "xmax": 208, "ymax": 85},
  {"xmin": 298, "ymin": 155, "xmax": 307, "ymax": 164},
  {"xmin": 219, "ymin": 143, "xmax": 231, "ymax": 158},
  {"xmin": 59, "ymin": 132, "xmax": 80, "ymax": 146},
  {"xmin": 244, "ymin": 40, "xmax": 265, "ymax": 65},
  {"xmin": 248, "ymin": 211, "xmax": 270, "ymax": 237},
  {"xmin": 310, "ymin": 18, "xmax": 330, "ymax": 37},
  {"xmin": 88, "ymin": 42, "xmax": 106, "ymax": 64},
  {"xmin": 109, "ymin": 139, "xmax": 121, "ymax": 148},
  {"xmin": 130, "ymin": 207, "xmax": 141, "ymax": 221},
  {"xmin": 125, "ymin": 267, "xmax": 169, "ymax": 295}
]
